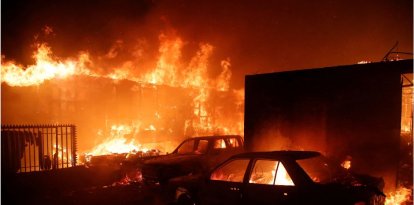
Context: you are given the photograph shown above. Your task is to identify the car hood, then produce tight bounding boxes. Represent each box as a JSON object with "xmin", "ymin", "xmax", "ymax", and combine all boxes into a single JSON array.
[{"xmin": 338, "ymin": 172, "xmax": 385, "ymax": 195}]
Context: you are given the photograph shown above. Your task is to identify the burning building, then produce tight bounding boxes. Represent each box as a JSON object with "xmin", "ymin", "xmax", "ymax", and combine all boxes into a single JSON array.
[{"xmin": 1, "ymin": 31, "xmax": 244, "ymax": 167}]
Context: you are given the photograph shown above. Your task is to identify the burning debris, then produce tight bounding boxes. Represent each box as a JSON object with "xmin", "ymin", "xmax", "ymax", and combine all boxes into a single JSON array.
[
  {"xmin": 112, "ymin": 168, "xmax": 143, "ymax": 186},
  {"xmin": 86, "ymin": 124, "xmax": 156, "ymax": 156}
]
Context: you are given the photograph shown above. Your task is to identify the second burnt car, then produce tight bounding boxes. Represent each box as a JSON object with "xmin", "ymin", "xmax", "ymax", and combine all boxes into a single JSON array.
[
  {"xmin": 141, "ymin": 135, "xmax": 244, "ymax": 185},
  {"xmin": 174, "ymin": 151, "xmax": 385, "ymax": 205}
]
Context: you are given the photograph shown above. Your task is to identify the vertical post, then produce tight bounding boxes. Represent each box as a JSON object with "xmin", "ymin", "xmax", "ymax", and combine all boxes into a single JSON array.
[
  {"xmin": 32, "ymin": 127, "xmax": 36, "ymax": 172},
  {"xmin": 46, "ymin": 127, "xmax": 49, "ymax": 163},
  {"xmin": 27, "ymin": 128, "xmax": 32, "ymax": 172},
  {"xmin": 72, "ymin": 125, "xmax": 77, "ymax": 167},
  {"xmin": 22, "ymin": 128, "xmax": 28, "ymax": 173},
  {"xmin": 60, "ymin": 125, "xmax": 63, "ymax": 168},
  {"xmin": 7, "ymin": 128, "xmax": 13, "ymax": 173},
  {"xmin": 65, "ymin": 126, "xmax": 69, "ymax": 168},
  {"xmin": 55, "ymin": 126, "xmax": 59, "ymax": 169},
  {"xmin": 38, "ymin": 127, "xmax": 43, "ymax": 171},
  {"xmin": 51, "ymin": 126, "xmax": 54, "ymax": 162},
  {"xmin": 50, "ymin": 126, "xmax": 54, "ymax": 169},
  {"xmin": 70, "ymin": 125, "xmax": 74, "ymax": 167},
  {"xmin": 15, "ymin": 129, "xmax": 23, "ymax": 173}
]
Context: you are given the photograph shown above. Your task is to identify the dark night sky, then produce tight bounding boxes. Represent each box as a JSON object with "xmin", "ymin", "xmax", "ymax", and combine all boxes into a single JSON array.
[{"xmin": 1, "ymin": 0, "xmax": 413, "ymax": 89}]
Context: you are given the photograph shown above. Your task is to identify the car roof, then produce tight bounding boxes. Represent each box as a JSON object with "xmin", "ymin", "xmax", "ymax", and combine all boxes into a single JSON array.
[
  {"xmin": 186, "ymin": 135, "xmax": 242, "ymax": 140},
  {"xmin": 230, "ymin": 151, "xmax": 321, "ymax": 160}
]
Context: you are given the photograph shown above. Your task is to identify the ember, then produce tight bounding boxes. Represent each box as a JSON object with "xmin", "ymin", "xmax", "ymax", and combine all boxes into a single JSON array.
[
  {"xmin": 341, "ymin": 156, "xmax": 352, "ymax": 170},
  {"xmin": 114, "ymin": 168, "xmax": 143, "ymax": 186}
]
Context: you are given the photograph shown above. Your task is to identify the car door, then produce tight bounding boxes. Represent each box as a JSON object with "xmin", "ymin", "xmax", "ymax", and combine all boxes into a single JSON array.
[
  {"xmin": 201, "ymin": 158, "xmax": 250, "ymax": 205},
  {"xmin": 204, "ymin": 138, "xmax": 233, "ymax": 169},
  {"xmin": 243, "ymin": 159, "xmax": 298, "ymax": 205}
]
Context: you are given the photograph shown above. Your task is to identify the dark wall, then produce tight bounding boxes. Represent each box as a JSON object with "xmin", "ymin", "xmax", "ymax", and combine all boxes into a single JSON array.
[{"xmin": 244, "ymin": 60, "xmax": 412, "ymax": 189}]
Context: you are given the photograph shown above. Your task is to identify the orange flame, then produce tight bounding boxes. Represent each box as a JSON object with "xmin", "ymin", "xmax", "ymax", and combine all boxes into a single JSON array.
[
  {"xmin": 87, "ymin": 125, "xmax": 143, "ymax": 156},
  {"xmin": 385, "ymin": 187, "xmax": 412, "ymax": 205},
  {"xmin": 142, "ymin": 33, "xmax": 183, "ymax": 85},
  {"xmin": 401, "ymin": 85, "xmax": 413, "ymax": 134},
  {"xmin": 2, "ymin": 44, "xmax": 74, "ymax": 86},
  {"xmin": 341, "ymin": 160, "xmax": 351, "ymax": 170},
  {"xmin": 1, "ymin": 33, "xmax": 230, "ymax": 91},
  {"xmin": 248, "ymin": 161, "xmax": 294, "ymax": 185},
  {"xmin": 216, "ymin": 59, "xmax": 232, "ymax": 91},
  {"xmin": 274, "ymin": 163, "xmax": 294, "ymax": 186},
  {"xmin": 86, "ymin": 123, "xmax": 179, "ymax": 157}
]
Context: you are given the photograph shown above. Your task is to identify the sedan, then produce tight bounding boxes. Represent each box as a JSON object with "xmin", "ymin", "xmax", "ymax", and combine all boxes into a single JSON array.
[{"xmin": 174, "ymin": 151, "xmax": 385, "ymax": 205}]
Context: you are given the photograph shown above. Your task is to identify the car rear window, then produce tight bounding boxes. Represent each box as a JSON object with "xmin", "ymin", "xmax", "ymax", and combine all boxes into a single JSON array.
[{"xmin": 210, "ymin": 159, "xmax": 250, "ymax": 182}]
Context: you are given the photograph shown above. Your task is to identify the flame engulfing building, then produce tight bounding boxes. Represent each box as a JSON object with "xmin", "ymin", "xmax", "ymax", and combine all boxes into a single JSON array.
[
  {"xmin": 244, "ymin": 59, "xmax": 413, "ymax": 192},
  {"xmin": 1, "ymin": 34, "xmax": 244, "ymax": 156},
  {"xmin": 1, "ymin": 76, "xmax": 244, "ymax": 155}
]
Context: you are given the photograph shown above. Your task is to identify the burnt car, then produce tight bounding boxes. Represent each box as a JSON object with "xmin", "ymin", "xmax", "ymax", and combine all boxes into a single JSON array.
[
  {"xmin": 141, "ymin": 135, "xmax": 244, "ymax": 185},
  {"xmin": 175, "ymin": 151, "xmax": 385, "ymax": 205}
]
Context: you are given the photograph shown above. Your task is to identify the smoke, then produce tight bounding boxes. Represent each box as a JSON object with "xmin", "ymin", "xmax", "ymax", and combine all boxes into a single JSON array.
[{"xmin": 3, "ymin": 0, "xmax": 413, "ymax": 89}]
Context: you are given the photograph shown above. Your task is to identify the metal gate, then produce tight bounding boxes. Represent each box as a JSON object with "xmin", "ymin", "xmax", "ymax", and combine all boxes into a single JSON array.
[{"xmin": 1, "ymin": 124, "xmax": 77, "ymax": 173}]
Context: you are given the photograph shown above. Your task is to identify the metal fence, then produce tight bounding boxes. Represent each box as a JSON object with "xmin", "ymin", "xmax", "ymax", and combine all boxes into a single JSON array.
[{"xmin": 1, "ymin": 124, "xmax": 77, "ymax": 173}]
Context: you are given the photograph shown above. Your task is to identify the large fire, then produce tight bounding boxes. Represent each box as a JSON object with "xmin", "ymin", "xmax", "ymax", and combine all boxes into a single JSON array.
[
  {"xmin": 1, "ymin": 33, "xmax": 231, "ymax": 90},
  {"xmin": 1, "ymin": 27, "xmax": 244, "ymax": 157}
]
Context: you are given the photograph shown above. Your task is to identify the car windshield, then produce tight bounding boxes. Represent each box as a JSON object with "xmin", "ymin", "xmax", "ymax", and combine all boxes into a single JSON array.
[
  {"xmin": 297, "ymin": 155, "xmax": 346, "ymax": 184},
  {"xmin": 176, "ymin": 139, "xmax": 209, "ymax": 154},
  {"xmin": 176, "ymin": 140, "xmax": 195, "ymax": 154}
]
